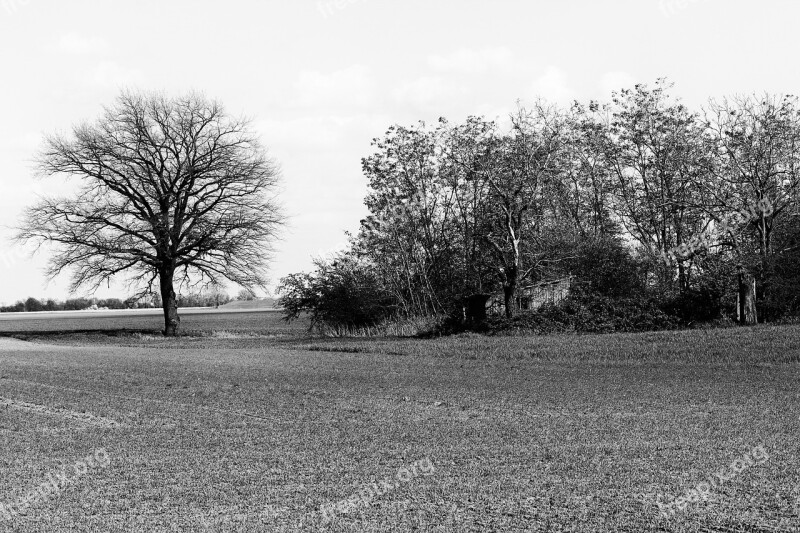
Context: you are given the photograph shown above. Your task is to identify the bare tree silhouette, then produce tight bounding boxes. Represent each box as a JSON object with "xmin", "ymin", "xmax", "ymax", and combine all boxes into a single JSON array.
[{"xmin": 18, "ymin": 91, "xmax": 284, "ymax": 335}]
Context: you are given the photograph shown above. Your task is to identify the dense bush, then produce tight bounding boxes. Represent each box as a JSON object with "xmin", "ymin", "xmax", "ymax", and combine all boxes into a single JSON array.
[
  {"xmin": 759, "ymin": 242, "xmax": 800, "ymax": 320},
  {"xmin": 474, "ymin": 292, "xmax": 680, "ymax": 335},
  {"xmin": 562, "ymin": 237, "xmax": 646, "ymax": 299},
  {"xmin": 278, "ymin": 255, "xmax": 397, "ymax": 330},
  {"xmin": 438, "ymin": 236, "xmax": 679, "ymax": 335},
  {"xmin": 660, "ymin": 287, "xmax": 723, "ymax": 324}
]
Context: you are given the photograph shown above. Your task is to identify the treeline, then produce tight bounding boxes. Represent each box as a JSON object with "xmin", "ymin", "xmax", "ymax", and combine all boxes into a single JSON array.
[
  {"xmin": 280, "ymin": 80, "xmax": 800, "ymax": 333},
  {"xmin": 1, "ymin": 292, "xmax": 234, "ymax": 313},
  {"xmin": 1, "ymin": 297, "xmax": 132, "ymax": 313}
]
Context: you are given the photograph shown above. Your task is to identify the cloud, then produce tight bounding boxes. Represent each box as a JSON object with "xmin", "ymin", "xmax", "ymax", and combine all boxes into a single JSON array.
[
  {"xmin": 531, "ymin": 66, "xmax": 575, "ymax": 104},
  {"xmin": 427, "ymin": 47, "xmax": 514, "ymax": 74},
  {"xmin": 257, "ymin": 113, "xmax": 391, "ymax": 150},
  {"xmin": 392, "ymin": 76, "xmax": 467, "ymax": 108},
  {"xmin": 56, "ymin": 32, "xmax": 108, "ymax": 55},
  {"xmin": 600, "ymin": 71, "xmax": 637, "ymax": 96},
  {"xmin": 84, "ymin": 61, "xmax": 144, "ymax": 88},
  {"xmin": 290, "ymin": 65, "xmax": 376, "ymax": 108},
  {"xmin": 259, "ymin": 116, "xmax": 342, "ymax": 148}
]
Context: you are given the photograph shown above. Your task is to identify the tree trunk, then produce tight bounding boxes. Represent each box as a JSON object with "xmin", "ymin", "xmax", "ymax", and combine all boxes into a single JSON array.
[
  {"xmin": 503, "ymin": 265, "xmax": 518, "ymax": 318},
  {"xmin": 159, "ymin": 268, "xmax": 180, "ymax": 336},
  {"xmin": 737, "ymin": 271, "xmax": 757, "ymax": 325},
  {"xmin": 678, "ymin": 261, "xmax": 687, "ymax": 293}
]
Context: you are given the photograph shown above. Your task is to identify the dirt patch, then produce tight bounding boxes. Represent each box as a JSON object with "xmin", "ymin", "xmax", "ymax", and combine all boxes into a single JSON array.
[{"xmin": 0, "ymin": 397, "xmax": 125, "ymax": 428}]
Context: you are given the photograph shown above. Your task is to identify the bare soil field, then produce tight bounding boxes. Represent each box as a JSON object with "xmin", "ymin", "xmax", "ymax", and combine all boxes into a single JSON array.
[{"xmin": 0, "ymin": 313, "xmax": 798, "ymax": 531}]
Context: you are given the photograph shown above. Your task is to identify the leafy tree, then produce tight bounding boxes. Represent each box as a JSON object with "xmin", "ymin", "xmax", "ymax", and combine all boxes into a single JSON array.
[
  {"xmin": 360, "ymin": 122, "xmax": 462, "ymax": 316},
  {"xmin": 603, "ymin": 80, "xmax": 710, "ymax": 293},
  {"xmin": 465, "ymin": 104, "xmax": 568, "ymax": 317},
  {"xmin": 237, "ymin": 288, "xmax": 257, "ymax": 301},
  {"xmin": 63, "ymin": 297, "xmax": 92, "ymax": 310},
  {"xmin": 24, "ymin": 297, "xmax": 44, "ymax": 312},
  {"xmin": 703, "ymin": 94, "xmax": 800, "ymax": 322},
  {"xmin": 561, "ymin": 102, "xmax": 620, "ymax": 238}
]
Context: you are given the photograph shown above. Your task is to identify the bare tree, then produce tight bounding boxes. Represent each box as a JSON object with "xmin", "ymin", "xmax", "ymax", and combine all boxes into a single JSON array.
[{"xmin": 18, "ymin": 91, "xmax": 283, "ymax": 335}]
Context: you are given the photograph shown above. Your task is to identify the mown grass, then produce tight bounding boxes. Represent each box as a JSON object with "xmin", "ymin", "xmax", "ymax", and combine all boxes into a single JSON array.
[{"xmin": 0, "ymin": 318, "xmax": 798, "ymax": 531}]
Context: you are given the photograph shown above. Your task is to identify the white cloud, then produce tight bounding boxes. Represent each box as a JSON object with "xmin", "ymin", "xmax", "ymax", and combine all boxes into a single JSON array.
[
  {"xmin": 531, "ymin": 66, "xmax": 575, "ymax": 104},
  {"xmin": 392, "ymin": 76, "xmax": 467, "ymax": 108},
  {"xmin": 84, "ymin": 61, "xmax": 144, "ymax": 88},
  {"xmin": 56, "ymin": 32, "xmax": 108, "ymax": 55},
  {"xmin": 427, "ymin": 47, "xmax": 514, "ymax": 74},
  {"xmin": 600, "ymin": 71, "xmax": 637, "ymax": 97},
  {"xmin": 259, "ymin": 116, "xmax": 341, "ymax": 148},
  {"xmin": 257, "ymin": 113, "xmax": 390, "ymax": 150},
  {"xmin": 290, "ymin": 65, "xmax": 376, "ymax": 108}
]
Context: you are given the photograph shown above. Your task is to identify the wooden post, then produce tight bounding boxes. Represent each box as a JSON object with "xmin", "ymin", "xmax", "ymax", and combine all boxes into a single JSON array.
[{"xmin": 737, "ymin": 270, "xmax": 758, "ymax": 325}]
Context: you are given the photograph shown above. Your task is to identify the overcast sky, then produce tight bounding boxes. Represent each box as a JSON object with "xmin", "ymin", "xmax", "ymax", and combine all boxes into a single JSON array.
[{"xmin": 1, "ymin": 0, "xmax": 798, "ymax": 303}]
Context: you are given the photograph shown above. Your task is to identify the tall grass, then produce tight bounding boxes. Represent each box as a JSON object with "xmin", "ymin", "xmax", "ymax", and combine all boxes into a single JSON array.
[{"xmin": 314, "ymin": 316, "xmax": 443, "ymax": 338}]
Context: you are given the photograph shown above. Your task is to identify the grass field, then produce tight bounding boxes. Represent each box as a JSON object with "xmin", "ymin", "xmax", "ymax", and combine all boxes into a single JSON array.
[
  {"xmin": 0, "ymin": 309, "xmax": 299, "ymax": 336},
  {"xmin": 0, "ymin": 311, "xmax": 799, "ymax": 531}
]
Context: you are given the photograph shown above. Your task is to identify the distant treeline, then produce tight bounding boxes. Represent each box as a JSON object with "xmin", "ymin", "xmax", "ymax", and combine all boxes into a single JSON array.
[{"xmin": 0, "ymin": 292, "xmax": 235, "ymax": 313}]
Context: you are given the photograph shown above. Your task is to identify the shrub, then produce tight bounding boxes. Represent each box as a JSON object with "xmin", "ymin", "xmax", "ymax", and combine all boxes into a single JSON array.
[
  {"xmin": 660, "ymin": 287, "xmax": 722, "ymax": 324},
  {"xmin": 562, "ymin": 236, "xmax": 646, "ymax": 298},
  {"xmin": 461, "ymin": 292, "xmax": 680, "ymax": 335},
  {"xmin": 563, "ymin": 293, "xmax": 680, "ymax": 333},
  {"xmin": 278, "ymin": 254, "xmax": 398, "ymax": 330}
]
